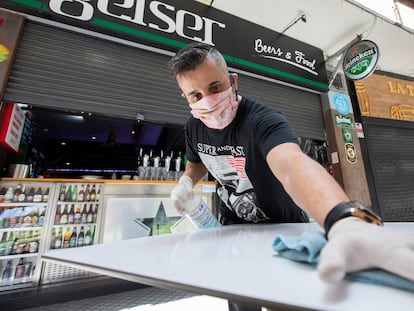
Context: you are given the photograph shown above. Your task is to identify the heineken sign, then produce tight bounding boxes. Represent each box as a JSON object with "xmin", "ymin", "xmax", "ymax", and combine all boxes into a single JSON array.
[
  {"xmin": 343, "ymin": 40, "xmax": 379, "ymax": 80},
  {"xmin": 2, "ymin": 0, "xmax": 328, "ymax": 92}
]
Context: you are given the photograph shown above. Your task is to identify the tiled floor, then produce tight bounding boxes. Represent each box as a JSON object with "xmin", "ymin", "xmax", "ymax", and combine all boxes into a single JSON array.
[
  {"xmin": 0, "ymin": 277, "xmax": 229, "ymax": 311},
  {"xmin": 20, "ymin": 286, "xmax": 229, "ymax": 311}
]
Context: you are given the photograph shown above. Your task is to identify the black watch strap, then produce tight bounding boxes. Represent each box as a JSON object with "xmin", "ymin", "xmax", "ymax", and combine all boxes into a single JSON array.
[{"xmin": 324, "ymin": 201, "xmax": 383, "ymax": 238}]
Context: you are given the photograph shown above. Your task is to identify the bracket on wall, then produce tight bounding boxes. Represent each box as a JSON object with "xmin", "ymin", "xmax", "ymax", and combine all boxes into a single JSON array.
[{"xmin": 326, "ymin": 34, "xmax": 362, "ymax": 88}]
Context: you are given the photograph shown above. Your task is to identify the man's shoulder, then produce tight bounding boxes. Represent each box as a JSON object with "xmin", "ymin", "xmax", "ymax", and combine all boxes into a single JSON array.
[{"xmin": 240, "ymin": 95, "xmax": 285, "ymax": 122}]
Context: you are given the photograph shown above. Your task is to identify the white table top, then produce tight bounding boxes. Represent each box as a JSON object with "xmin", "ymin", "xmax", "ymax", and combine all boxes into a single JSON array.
[{"xmin": 42, "ymin": 222, "xmax": 414, "ymax": 311}]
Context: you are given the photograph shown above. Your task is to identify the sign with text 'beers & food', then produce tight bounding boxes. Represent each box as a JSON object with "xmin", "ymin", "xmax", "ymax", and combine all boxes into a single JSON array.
[{"xmin": 2, "ymin": 0, "xmax": 328, "ymax": 92}]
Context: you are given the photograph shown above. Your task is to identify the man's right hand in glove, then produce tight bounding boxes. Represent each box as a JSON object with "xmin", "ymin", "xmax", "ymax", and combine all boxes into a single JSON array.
[{"xmin": 170, "ymin": 175, "xmax": 193, "ymax": 215}]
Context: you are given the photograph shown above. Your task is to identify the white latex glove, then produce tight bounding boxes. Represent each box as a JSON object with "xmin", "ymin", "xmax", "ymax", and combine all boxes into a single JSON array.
[
  {"xmin": 170, "ymin": 175, "xmax": 193, "ymax": 215},
  {"xmin": 318, "ymin": 217, "xmax": 414, "ymax": 283}
]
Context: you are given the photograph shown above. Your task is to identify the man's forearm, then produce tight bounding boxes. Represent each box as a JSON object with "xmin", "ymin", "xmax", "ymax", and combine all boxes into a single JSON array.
[
  {"xmin": 267, "ymin": 143, "xmax": 349, "ymax": 226},
  {"xmin": 182, "ymin": 161, "xmax": 208, "ymax": 185}
]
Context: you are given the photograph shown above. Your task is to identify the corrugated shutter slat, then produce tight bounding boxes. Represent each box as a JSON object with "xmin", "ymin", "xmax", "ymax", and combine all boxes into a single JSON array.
[{"xmin": 362, "ymin": 117, "xmax": 414, "ymax": 221}]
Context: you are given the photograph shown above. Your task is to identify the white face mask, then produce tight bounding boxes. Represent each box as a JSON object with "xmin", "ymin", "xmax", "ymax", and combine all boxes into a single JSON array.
[{"xmin": 189, "ymin": 86, "xmax": 238, "ymax": 129}]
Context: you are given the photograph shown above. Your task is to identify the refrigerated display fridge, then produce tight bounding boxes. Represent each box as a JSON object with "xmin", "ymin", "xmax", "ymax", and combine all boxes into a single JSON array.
[
  {"xmin": 0, "ymin": 180, "xmax": 51, "ymax": 291},
  {"xmin": 41, "ymin": 181, "xmax": 104, "ymax": 284}
]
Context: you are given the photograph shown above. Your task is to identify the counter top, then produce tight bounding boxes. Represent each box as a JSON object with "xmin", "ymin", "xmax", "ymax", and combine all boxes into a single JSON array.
[
  {"xmin": 42, "ymin": 222, "xmax": 414, "ymax": 311},
  {"xmin": 0, "ymin": 177, "xmax": 216, "ymax": 185}
]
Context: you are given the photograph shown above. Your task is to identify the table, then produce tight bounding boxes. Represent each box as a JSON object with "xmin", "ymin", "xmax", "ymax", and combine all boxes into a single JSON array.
[{"xmin": 42, "ymin": 222, "xmax": 414, "ymax": 310}]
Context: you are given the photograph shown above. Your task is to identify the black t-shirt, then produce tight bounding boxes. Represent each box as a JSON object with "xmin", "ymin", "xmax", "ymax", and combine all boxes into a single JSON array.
[{"xmin": 185, "ymin": 95, "xmax": 309, "ymax": 224}]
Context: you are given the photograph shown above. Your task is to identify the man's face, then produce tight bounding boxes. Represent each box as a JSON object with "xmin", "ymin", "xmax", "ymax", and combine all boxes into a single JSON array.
[{"xmin": 176, "ymin": 57, "xmax": 232, "ymax": 105}]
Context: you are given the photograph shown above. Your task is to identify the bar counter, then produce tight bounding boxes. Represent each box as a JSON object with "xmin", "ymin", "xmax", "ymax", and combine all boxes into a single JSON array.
[{"xmin": 0, "ymin": 177, "xmax": 217, "ymax": 290}]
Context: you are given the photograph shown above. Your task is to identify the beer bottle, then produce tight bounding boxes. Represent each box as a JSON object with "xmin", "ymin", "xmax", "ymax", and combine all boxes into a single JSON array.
[
  {"xmin": 67, "ymin": 204, "xmax": 75, "ymax": 224},
  {"xmin": 91, "ymin": 225, "xmax": 96, "ymax": 244},
  {"xmin": 30, "ymin": 207, "xmax": 39, "ymax": 226},
  {"xmin": 2, "ymin": 260, "xmax": 13, "ymax": 281},
  {"xmin": 55, "ymin": 228, "xmax": 63, "ymax": 249},
  {"xmin": 18, "ymin": 185, "xmax": 26, "ymax": 202},
  {"xmin": 77, "ymin": 226, "xmax": 85, "ymax": 247},
  {"xmin": 85, "ymin": 184, "xmax": 91, "ymax": 202},
  {"xmin": 65, "ymin": 185, "xmax": 72, "ymax": 202},
  {"xmin": 90, "ymin": 184, "xmax": 96, "ymax": 201},
  {"xmin": 23, "ymin": 260, "xmax": 33, "ymax": 282},
  {"xmin": 26, "ymin": 187, "xmax": 35, "ymax": 202},
  {"xmin": 33, "ymin": 187, "xmax": 43, "ymax": 203},
  {"xmin": 14, "ymin": 258, "xmax": 25, "ymax": 280},
  {"xmin": 29, "ymin": 231, "xmax": 39, "ymax": 253},
  {"xmin": 92, "ymin": 204, "xmax": 98, "ymax": 223},
  {"xmin": 6, "ymin": 232, "xmax": 14, "ymax": 255},
  {"xmin": 50, "ymin": 228, "xmax": 56, "ymax": 249},
  {"xmin": 71, "ymin": 185, "xmax": 78, "ymax": 202},
  {"xmin": 87, "ymin": 204, "xmax": 93, "ymax": 223},
  {"xmin": 62, "ymin": 227, "xmax": 71, "ymax": 248},
  {"xmin": 42, "ymin": 187, "xmax": 49, "ymax": 202},
  {"xmin": 81, "ymin": 204, "xmax": 87, "ymax": 224},
  {"xmin": 54, "ymin": 204, "xmax": 62, "ymax": 225},
  {"xmin": 74, "ymin": 205, "xmax": 81, "ymax": 224},
  {"xmin": 18, "ymin": 209, "xmax": 25, "ymax": 226},
  {"xmin": 69, "ymin": 227, "xmax": 77, "ymax": 248},
  {"xmin": 59, "ymin": 185, "xmax": 66, "ymax": 201},
  {"xmin": 4, "ymin": 187, "xmax": 14, "ymax": 203},
  {"xmin": 60, "ymin": 205, "xmax": 68, "ymax": 225},
  {"xmin": 77, "ymin": 185, "xmax": 85, "ymax": 202},
  {"xmin": 84, "ymin": 226, "xmax": 92, "ymax": 246},
  {"xmin": 95, "ymin": 186, "xmax": 101, "ymax": 202},
  {"xmin": 37, "ymin": 207, "xmax": 46, "ymax": 227}
]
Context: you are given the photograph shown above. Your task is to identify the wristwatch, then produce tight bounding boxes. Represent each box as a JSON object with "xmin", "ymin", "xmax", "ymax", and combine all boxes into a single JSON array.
[{"xmin": 324, "ymin": 201, "xmax": 383, "ymax": 238}]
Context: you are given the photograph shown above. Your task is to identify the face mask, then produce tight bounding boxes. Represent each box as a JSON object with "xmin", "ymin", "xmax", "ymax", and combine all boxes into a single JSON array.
[{"xmin": 189, "ymin": 86, "xmax": 238, "ymax": 129}]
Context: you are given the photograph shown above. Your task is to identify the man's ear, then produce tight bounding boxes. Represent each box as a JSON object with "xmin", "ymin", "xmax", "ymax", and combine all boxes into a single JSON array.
[
  {"xmin": 229, "ymin": 73, "xmax": 238, "ymax": 88},
  {"xmin": 229, "ymin": 73, "xmax": 239, "ymax": 92}
]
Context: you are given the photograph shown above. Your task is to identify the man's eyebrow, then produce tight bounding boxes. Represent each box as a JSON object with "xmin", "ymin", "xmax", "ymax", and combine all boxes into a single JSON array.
[
  {"xmin": 209, "ymin": 80, "xmax": 221, "ymax": 87},
  {"xmin": 187, "ymin": 90, "xmax": 199, "ymax": 97},
  {"xmin": 186, "ymin": 80, "xmax": 222, "ymax": 97}
]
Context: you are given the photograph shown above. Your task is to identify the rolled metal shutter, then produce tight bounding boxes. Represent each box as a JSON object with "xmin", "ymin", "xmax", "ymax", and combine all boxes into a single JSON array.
[
  {"xmin": 362, "ymin": 116, "xmax": 414, "ymax": 221},
  {"xmin": 4, "ymin": 20, "xmax": 324, "ymax": 139},
  {"xmin": 238, "ymin": 76, "xmax": 324, "ymax": 140},
  {"xmin": 3, "ymin": 21, "xmax": 186, "ymax": 125}
]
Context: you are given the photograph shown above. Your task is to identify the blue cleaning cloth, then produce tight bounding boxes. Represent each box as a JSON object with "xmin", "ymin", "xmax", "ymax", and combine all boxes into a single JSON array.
[{"xmin": 272, "ymin": 231, "xmax": 414, "ymax": 293}]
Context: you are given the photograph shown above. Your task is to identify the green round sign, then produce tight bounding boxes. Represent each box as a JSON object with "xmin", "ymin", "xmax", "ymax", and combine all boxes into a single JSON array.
[{"xmin": 343, "ymin": 40, "xmax": 379, "ymax": 80}]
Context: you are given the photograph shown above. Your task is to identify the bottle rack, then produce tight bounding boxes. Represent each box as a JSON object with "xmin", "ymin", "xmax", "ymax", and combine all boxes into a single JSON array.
[
  {"xmin": 0, "ymin": 181, "xmax": 51, "ymax": 290},
  {"xmin": 41, "ymin": 182, "xmax": 103, "ymax": 285}
]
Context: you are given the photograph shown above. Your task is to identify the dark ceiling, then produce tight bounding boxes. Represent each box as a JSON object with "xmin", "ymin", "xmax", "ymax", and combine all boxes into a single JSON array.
[
  {"xmin": 26, "ymin": 106, "xmax": 177, "ymax": 147},
  {"xmin": 19, "ymin": 107, "xmax": 186, "ymax": 176}
]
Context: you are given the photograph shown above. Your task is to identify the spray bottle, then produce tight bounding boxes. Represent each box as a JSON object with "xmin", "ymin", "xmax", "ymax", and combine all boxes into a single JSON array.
[{"xmin": 181, "ymin": 193, "xmax": 221, "ymax": 230}]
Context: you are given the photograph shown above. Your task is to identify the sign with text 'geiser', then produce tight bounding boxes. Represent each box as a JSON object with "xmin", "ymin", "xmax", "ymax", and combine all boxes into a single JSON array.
[{"xmin": 3, "ymin": 0, "xmax": 328, "ymax": 92}]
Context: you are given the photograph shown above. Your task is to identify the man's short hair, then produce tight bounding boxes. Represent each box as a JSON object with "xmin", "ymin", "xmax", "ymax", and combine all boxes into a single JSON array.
[{"xmin": 168, "ymin": 42, "xmax": 227, "ymax": 76}]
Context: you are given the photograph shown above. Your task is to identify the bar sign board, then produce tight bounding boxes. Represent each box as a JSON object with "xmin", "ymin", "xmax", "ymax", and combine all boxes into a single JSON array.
[
  {"xmin": 0, "ymin": 9, "xmax": 25, "ymax": 100},
  {"xmin": 0, "ymin": 102, "xmax": 25, "ymax": 152}
]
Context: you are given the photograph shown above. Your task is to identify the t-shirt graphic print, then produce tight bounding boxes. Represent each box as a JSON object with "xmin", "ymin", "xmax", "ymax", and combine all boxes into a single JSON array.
[{"xmin": 199, "ymin": 148, "xmax": 270, "ymax": 223}]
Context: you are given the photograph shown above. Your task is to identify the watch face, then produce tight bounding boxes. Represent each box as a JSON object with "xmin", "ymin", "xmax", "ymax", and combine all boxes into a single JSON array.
[{"xmin": 350, "ymin": 202, "xmax": 383, "ymax": 226}]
